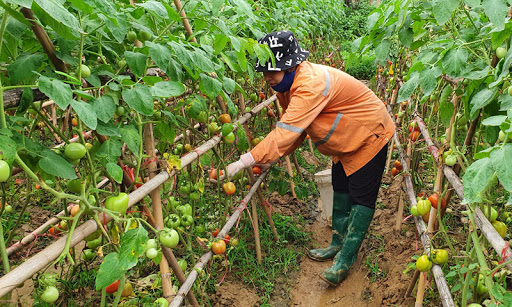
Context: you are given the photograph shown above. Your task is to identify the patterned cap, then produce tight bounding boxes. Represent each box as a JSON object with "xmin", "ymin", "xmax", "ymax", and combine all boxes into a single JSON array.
[{"xmin": 255, "ymin": 30, "xmax": 309, "ymax": 72}]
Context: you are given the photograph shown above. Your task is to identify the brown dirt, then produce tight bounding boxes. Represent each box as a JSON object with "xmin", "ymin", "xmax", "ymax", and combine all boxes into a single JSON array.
[{"xmin": 213, "ymin": 172, "xmax": 425, "ymax": 306}]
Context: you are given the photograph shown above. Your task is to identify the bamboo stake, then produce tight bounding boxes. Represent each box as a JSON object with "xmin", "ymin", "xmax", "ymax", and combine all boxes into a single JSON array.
[
  {"xmin": 144, "ymin": 124, "xmax": 175, "ymax": 301},
  {"xmin": 161, "ymin": 248, "xmax": 199, "ymax": 306},
  {"xmin": 415, "ymin": 272, "xmax": 426, "ymax": 307},
  {"xmin": 406, "ymin": 269, "xmax": 420, "ymax": 297},
  {"xmin": 247, "ymin": 170, "xmax": 278, "ymax": 241},
  {"xmin": 0, "ymin": 95, "xmax": 278, "ymax": 297},
  {"xmin": 173, "ymin": 0, "xmax": 196, "ymax": 43},
  {"xmin": 385, "ymin": 85, "xmax": 400, "ymax": 174},
  {"xmin": 395, "ymin": 179, "xmax": 404, "ymax": 231},
  {"xmin": 21, "ymin": 8, "xmax": 67, "ymax": 72},
  {"xmin": 170, "ymin": 170, "xmax": 270, "ymax": 307},
  {"xmin": 308, "ymin": 139, "xmax": 315, "ymax": 154},
  {"xmin": 251, "ymin": 182, "xmax": 262, "ymax": 264}
]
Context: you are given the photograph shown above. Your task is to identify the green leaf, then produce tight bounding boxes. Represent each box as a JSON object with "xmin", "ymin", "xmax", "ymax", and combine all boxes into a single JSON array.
[
  {"xmin": 119, "ymin": 227, "xmax": 148, "ymax": 270},
  {"xmin": 146, "ymin": 42, "xmax": 172, "ymax": 74},
  {"xmin": 485, "ymin": 125, "xmax": 499, "ymax": 145},
  {"xmin": 70, "ymin": 100, "xmax": 97, "ymax": 130},
  {"xmin": 231, "ymin": 0, "xmax": 256, "ymax": 20},
  {"xmin": 440, "ymin": 99, "xmax": 454, "ymax": 127},
  {"xmin": 223, "ymin": 77, "xmax": 236, "ymax": 94},
  {"xmin": 221, "ymin": 91, "xmax": 237, "ymax": 117},
  {"xmin": 38, "ymin": 150, "xmax": 77, "ymax": 179},
  {"xmin": 398, "ymin": 27, "xmax": 414, "ymax": 48},
  {"xmin": 150, "ymin": 81, "xmax": 186, "ymax": 98},
  {"xmin": 124, "ymin": 51, "xmax": 147, "ymax": 77},
  {"xmin": 31, "ymin": 0, "xmax": 81, "ymax": 39},
  {"xmin": 463, "ymin": 157, "xmax": 495, "ymax": 203},
  {"xmin": 213, "ymin": 34, "xmax": 229, "ymax": 54},
  {"xmin": 374, "ymin": 39, "xmax": 391, "ymax": 63},
  {"xmin": 96, "ymin": 138, "xmax": 122, "ymax": 164},
  {"xmin": 482, "ymin": 115, "xmax": 507, "ymax": 126},
  {"xmin": 155, "ymin": 121, "xmax": 175, "ymax": 145},
  {"xmin": 120, "ymin": 125, "xmax": 140, "ymax": 157},
  {"xmin": 38, "ymin": 76, "xmax": 72, "ymax": 109},
  {"xmin": 136, "ymin": 1, "xmax": 168, "ymax": 19},
  {"xmin": 96, "ymin": 121, "xmax": 121, "ymax": 137},
  {"xmin": 7, "ymin": 54, "xmax": 44, "ymax": 84},
  {"xmin": 236, "ymin": 123, "xmax": 249, "ymax": 152},
  {"xmin": 432, "ymin": 0, "xmax": 459, "ymax": 25},
  {"xmin": 16, "ymin": 87, "xmax": 34, "ymax": 115},
  {"xmin": 470, "ymin": 88, "xmax": 498, "ymax": 119},
  {"xmin": 419, "ymin": 67, "xmax": 441, "ymax": 96},
  {"xmin": 397, "ymin": 71, "xmax": 419, "ymax": 102},
  {"xmin": 482, "ymin": 0, "xmax": 508, "ymax": 30},
  {"xmin": 0, "ymin": 135, "xmax": 18, "ymax": 164},
  {"xmin": 490, "ymin": 144, "xmax": 512, "ymax": 192},
  {"xmin": 91, "ymin": 95, "xmax": 116, "ymax": 123},
  {"xmin": 199, "ymin": 74, "xmax": 223, "ymax": 99},
  {"xmin": 106, "ymin": 162, "xmax": 123, "ymax": 183},
  {"xmin": 5, "ymin": 0, "xmax": 32, "ymax": 8},
  {"xmin": 465, "ymin": 0, "xmax": 481, "ymax": 6},
  {"xmin": 442, "ymin": 48, "xmax": 468, "ymax": 78},
  {"xmin": 95, "ymin": 252, "xmax": 126, "ymax": 290},
  {"xmin": 122, "ymin": 84, "xmax": 153, "ymax": 116}
]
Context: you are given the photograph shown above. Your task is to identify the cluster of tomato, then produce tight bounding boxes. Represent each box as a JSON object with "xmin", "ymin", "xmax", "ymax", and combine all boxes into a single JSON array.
[
  {"xmin": 416, "ymin": 248, "xmax": 449, "ymax": 272},
  {"xmin": 408, "ymin": 121, "xmax": 420, "ymax": 142},
  {"xmin": 38, "ymin": 273, "xmax": 60, "ymax": 303},
  {"xmin": 391, "ymin": 160, "xmax": 402, "ymax": 177}
]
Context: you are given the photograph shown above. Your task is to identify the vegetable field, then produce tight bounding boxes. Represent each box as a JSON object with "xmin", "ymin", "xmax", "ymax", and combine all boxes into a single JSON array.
[{"xmin": 0, "ymin": 0, "xmax": 511, "ymax": 306}]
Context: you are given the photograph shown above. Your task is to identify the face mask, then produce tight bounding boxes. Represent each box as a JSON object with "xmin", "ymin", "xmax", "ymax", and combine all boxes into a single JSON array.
[{"xmin": 271, "ymin": 70, "xmax": 296, "ymax": 93}]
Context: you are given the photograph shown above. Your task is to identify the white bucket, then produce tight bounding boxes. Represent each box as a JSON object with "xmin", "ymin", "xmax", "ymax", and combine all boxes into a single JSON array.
[{"xmin": 314, "ymin": 169, "xmax": 333, "ymax": 220}]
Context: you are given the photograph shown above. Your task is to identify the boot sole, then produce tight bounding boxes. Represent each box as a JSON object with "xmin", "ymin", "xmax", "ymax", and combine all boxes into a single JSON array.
[
  {"xmin": 306, "ymin": 252, "xmax": 332, "ymax": 262},
  {"xmin": 318, "ymin": 273, "xmax": 339, "ymax": 286}
]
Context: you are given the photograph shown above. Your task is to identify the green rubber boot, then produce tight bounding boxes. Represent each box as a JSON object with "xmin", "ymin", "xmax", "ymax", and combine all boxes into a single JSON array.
[
  {"xmin": 307, "ymin": 192, "xmax": 352, "ymax": 261},
  {"xmin": 319, "ymin": 204, "xmax": 374, "ymax": 285}
]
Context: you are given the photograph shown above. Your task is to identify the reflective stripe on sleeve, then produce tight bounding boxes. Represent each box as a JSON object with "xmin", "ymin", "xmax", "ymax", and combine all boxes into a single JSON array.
[
  {"xmin": 323, "ymin": 68, "xmax": 331, "ymax": 97},
  {"xmin": 315, "ymin": 113, "xmax": 343, "ymax": 146},
  {"xmin": 276, "ymin": 121, "xmax": 304, "ymax": 134}
]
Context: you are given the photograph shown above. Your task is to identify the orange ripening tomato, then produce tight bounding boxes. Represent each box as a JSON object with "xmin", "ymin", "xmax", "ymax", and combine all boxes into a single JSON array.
[
  {"xmin": 35, "ymin": 184, "xmax": 41, "ymax": 190},
  {"xmin": 219, "ymin": 113, "xmax": 231, "ymax": 124},
  {"xmin": 410, "ymin": 130, "xmax": 420, "ymax": 142},
  {"xmin": 252, "ymin": 166, "xmax": 261, "ymax": 175},
  {"xmin": 391, "ymin": 167, "xmax": 400, "ymax": 177},
  {"xmin": 71, "ymin": 118, "xmax": 78, "ymax": 126},
  {"xmin": 212, "ymin": 240, "xmax": 226, "ymax": 255},
  {"xmin": 223, "ymin": 182, "xmax": 236, "ymax": 195},
  {"xmin": 394, "ymin": 160, "xmax": 402, "ymax": 170},
  {"xmin": 70, "ymin": 204, "xmax": 80, "ymax": 217},
  {"xmin": 223, "ymin": 234, "xmax": 230, "ymax": 244},
  {"xmin": 209, "ymin": 169, "xmax": 224, "ymax": 180},
  {"xmin": 212, "ymin": 227, "xmax": 219, "ymax": 238}
]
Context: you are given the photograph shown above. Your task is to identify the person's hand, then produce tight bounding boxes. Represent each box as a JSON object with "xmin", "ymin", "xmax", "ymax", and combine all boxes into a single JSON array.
[{"xmin": 208, "ymin": 153, "xmax": 255, "ymax": 183}]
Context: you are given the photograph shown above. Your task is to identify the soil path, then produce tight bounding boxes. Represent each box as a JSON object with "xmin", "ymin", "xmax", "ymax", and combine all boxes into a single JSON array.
[{"xmin": 287, "ymin": 174, "xmax": 419, "ymax": 306}]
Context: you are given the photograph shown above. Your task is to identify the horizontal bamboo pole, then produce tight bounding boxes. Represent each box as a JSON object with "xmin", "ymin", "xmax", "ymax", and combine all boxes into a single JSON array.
[
  {"xmin": 387, "ymin": 106, "xmax": 455, "ymax": 307},
  {"xmin": 414, "ymin": 113, "xmax": 512, "ymax": 272},
  {"xmin": 0, "ymin": 95, "xmax": 277, "ymax": 297},
  {"xmin": 170, "ymin": 169, "xmax": 270, "ymax": 307}
]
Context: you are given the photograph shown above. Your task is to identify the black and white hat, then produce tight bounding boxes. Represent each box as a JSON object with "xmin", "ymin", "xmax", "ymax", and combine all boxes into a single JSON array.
[{"xmin": 255, "ymin": 31, "xmax": 309, "ymax": 72}]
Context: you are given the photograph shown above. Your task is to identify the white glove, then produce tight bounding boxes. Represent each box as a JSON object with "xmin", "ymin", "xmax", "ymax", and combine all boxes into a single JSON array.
[{"xmin": 210, "ymin": 153, "xmax": 255, "ymax": 182}]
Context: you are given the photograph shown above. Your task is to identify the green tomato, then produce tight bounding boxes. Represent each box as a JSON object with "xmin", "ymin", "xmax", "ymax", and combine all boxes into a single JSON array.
[
  {"xmin": 221, "ymin": 123, "xmax": 234, "ymax": 136},
  {"xmin": 84, "ymin": 228, "xmax": 101, "ymax": 242},
  {"xmin": 416, "ymin": 199, "xmax": 431, "ymax": 216},
  {"xmin": 154, "ymin": 298, "xmax": 169, "ymax": 307},
  {"xmin": 178, "ymin": 204, "xmax": 192, "ymax": 216},
  {"xmin": 86, "ymin": 236, "xmax": 102, "ymax": 249},
  {"xmin": 115, "ymin": 106, "xmax": 125, "ymax": 117},
  {"xmin": 160, "ymin": 228, "xmax": 179, "ymax": 248},
  {"xmin": 482, "ymin": 206, "xmax": 498, "ymax": 222},
  {"xmin": 189, "ymin": 191, "xmax": 201, "ymax": 201},
  {"xmin": 178, "ymin": 259, "xmax": 187, "ymax": 271},
  {"xmin": 41, "ymin": 286, "xmax": 59, "ymax": 303},
  {"xmin": 0, "ymin": 160, "xmax": 10, "ymax": 182},
  {"xmin": 180, "ymin": 214, "xmax": 194, "ymax": 227},
  {"xmin": 445, "ymin": 154, "xmax": 457, "ymax": 167},
  {"xmin": 410, "ymin": 205, "xmax": 419, "ymax": 216},
  {"xmin": 66, "ymin": 179, "xmax": 82, "ymax": 194},
  {"xmin": 126, "ymin": 30, "xmax": 137, "ymax": 43},
  {"xmin": 64, "ymin": 143, "xmax": 87, "ymax": 160},
  {"xmin": 223, "ymin": 132, "xmax": 236, "ymax": 144},
  {"xmin": 146, "ymin": 247, "xmax": 158, "ymax": 259},
  {"xmin": 175, "ymin": 144, "xmax": 184, "ymax": 154},
  {"xmin": 82, "ymin": 249, "xmax": 96, "ymax": 262},
  {"xmin": 499, "ymin": 130, "xmax": 509, "ymax": 142},
  {"xmin": 195, "ymin": 224, "xmax": 205, "ymax": 234},
  {"xmin": 492, "ymin": 220, "xmax": 507, "ymax": 238},
  {"xmin": 139, "ymin": 30, "xmax": 152, "ymax": 42},
  {"xmin": 179, "ymin": 183, "xmax": 192, "ymax": 196},
  {"xmin": 105, "ymin": 193, "xmax": 129, "ymax": 213},
  {"xmin": 496, "ymin": 47, "xmax": 507, "ymax": 59},
  {"xmin": 476, "ymin": 274, "xmax": 488, "ymax": 296},
  {"xmin": 416, "ymin": 255, "xmax": 432, "ymax": 272},
  {"xmin": 77, "ymin": 64, "xmax": 91, "ymax": 78},
  {"xmin": 165, "ymin": 214, "xmax": 181, "ymax": 229},
  {"xmin": 147, "ymin": 238, "xmax": 158, "ymax": 250},
  {"xmin": 230, "ymin": 237, "xmax": 239, "ymax": 247},
  {"xmin": 167, "ymin": 197, "xmax": 180, "ymax": 211},
  {"xmin": 208, "ymin": 122, "xmax": 220, "ymax": 134},
  {"xmin": 4, "ymin": 205, "xmax": 12, "ymax": 213},
  {"xmin": 508, "ymin": 85, "xmax": 512, "ymax": 96},
  {"xmin": 431, "ymin": 249, "xmax": 448, "ymax": 265}
]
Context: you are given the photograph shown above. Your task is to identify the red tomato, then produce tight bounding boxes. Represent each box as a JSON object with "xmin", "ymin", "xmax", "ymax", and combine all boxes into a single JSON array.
[
  {"xmin": 223, "ymin": 234, "xmax": 230, "ymax": 244},
  {"xmin": 258, "ymin": 91, "xmax": 265, "ymax": 100},
  {"xmin": 106, "ymin": 280, "xmax": 119, "ymax": 294},
  {"xmin": 394, "ymin": 160, "xmax": 403, "ymax": 170},
  {"xmin": 212, "ymin": 227, "xmax": 219, "ymax": 238},
  {"xmin": 391, "ymin": 167, "xmax": 400, "ymax": 177},
  {"xmin": 252, "ymin": 166, "xmax": 261, "ymax": 175},
  {"xmin": 212, "ymin": 240, "xmax": 226, "ymax": 255},
  {"xmin": 209, "ymin": 169, "xmax": 224, "ymax": 180},
  {"xmin": 418, "ymin": 192, "xmax": 426, "ymax": 198},
  {"xmin": 410, "ymin": 130, "xmax": 420, "ymax": 142},
  {"xmin": 428, "ymin": 193, "xmax": 439, "ymax": 209}
]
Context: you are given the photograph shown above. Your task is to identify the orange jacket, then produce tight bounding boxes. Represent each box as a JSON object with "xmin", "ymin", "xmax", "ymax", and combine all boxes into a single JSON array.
[{"xmin": 250, "ymin": 61, "xmax": 394, "ymax": 176}]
